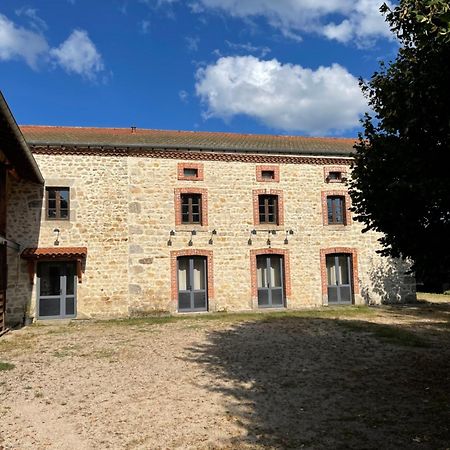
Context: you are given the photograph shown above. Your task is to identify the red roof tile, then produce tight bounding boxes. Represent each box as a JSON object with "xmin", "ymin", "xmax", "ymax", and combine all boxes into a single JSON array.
[
  {"xmin": 20, "ymin": 126, "xmax": 356, "ymax": 156},
  {"xmin": 21, "ymin": 247, "xmax": 87, "ymax": 260}
]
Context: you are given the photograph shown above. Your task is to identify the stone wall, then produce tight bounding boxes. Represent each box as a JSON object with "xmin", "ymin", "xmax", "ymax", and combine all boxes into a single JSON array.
[{"xmin": 5, "ymin": 150, "xmax": 416, "ymax": 323}]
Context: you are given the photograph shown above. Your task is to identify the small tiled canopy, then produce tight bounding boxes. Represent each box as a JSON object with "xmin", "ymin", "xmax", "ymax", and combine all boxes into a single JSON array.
[{"xmin": 21, "ymin": 247, "xmax": 87, "ymax": 283}]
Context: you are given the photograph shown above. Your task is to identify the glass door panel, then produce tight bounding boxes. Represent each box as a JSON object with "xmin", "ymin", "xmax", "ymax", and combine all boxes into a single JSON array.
[
  {"xmin": 326, "ymin": 254, "xmax": 353, "ymax": 304},
  {"xmin": 257, "ymin": 255, "xmax": 285, "ymax": 308},
  {"xmin": 37, "ymin": 262, "xmax": 77, "ymax": 319},
  {"xmin": 177, "ymin": 256, "xmax": 208, "ymax": 312}
]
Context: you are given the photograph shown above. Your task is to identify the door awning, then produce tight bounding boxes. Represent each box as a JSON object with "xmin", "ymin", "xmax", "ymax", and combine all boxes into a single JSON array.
[{"xmin": 21, "ymin": 247, "xmax": 87, "ymax": 283}]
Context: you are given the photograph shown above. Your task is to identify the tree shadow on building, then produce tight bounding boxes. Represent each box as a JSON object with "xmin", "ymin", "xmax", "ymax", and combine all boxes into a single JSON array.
[{"xmin": 186, "ymin": 315, "xmax": 450, "ymax": 449}]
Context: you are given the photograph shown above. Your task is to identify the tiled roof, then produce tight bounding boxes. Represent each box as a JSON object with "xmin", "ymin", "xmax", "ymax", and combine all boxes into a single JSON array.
[
  {"xmin": 21, "ymin": 247, "xmax": 87, "ymax": 260},
  {"xmin": 20, "ymin": 126, "xmax": 356, "ymax": 156}
]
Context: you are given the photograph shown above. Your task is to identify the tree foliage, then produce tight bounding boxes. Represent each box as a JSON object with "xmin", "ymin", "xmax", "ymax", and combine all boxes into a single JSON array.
[{"xmin": 349, "ymin": 0, "xmax": 450, "ymax": 290}]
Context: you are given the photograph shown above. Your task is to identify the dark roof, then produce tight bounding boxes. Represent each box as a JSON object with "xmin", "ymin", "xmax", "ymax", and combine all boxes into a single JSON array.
[
  {"xmin": 0, "ymin": 93, "xmax": 43, "ymax": 184},
  {"xmin": 20, "ymin": 125, "xmax": 356, "ymax": 157}
]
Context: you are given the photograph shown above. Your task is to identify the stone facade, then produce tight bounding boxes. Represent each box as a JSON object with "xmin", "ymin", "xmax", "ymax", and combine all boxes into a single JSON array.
[{"xmin": 4, "ymin": 143, "xmax": 417, "ymax": 324}]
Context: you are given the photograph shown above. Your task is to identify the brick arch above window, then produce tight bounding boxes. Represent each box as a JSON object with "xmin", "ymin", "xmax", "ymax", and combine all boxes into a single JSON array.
[
  {"xmin": 170, "ymin": 249, "xmax": 214, "ymax": 303},
  {"xmin": 319, "ymin": 247, "xmax": 360, "ymax": 295},
  {"xmin": 250, "ymin": 248, "xmax": 292, "ymax": 300},
  {"xmin": 321, "ymin": 190, "xmax": 352, "ymax": 226}
]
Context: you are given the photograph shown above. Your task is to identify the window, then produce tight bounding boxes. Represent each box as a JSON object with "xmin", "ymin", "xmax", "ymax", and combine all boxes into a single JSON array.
[
  {"xmin": 326, "ymin": 254, "xmax": 353, "ymax": 304},
  {"xmin": 259, "ymin": 195, "xmax": 278, "ymax": 224},
  {"xmin": 261, "ymin": 170, "xmax": 275, "ymax": 180},
  {"xmin": 177, "ymin": 163, "xmax": 204, "ymax": 181},
  {"xmin": 324, "ymin": 166, "xmax": 347, "ymax": 183},
  {"xmin": 46, "ymin": 187, "xmax": 69, "ymax": 220},
  {"xmin": 181, "ymin": 193, "xmax": 202, "ymax": 224},
  {"xmin": 256, "ymin": 165, "xmax": 280, "ymax": 182},
  {"xmin": 328, "ymin": 171, "xmax": 342, "ymax": 181},
  {"xmin": 183, "ymin": 168, "xmax": 198, "ymax": 178},
  {"xmin": 327, "ymin": 195, "xmax": 345, "ymax": 224}
]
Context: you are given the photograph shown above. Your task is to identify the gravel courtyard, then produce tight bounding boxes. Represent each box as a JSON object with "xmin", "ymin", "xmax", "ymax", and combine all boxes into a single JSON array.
[{"xmin": 0, "ymin": 302, "xmax": 449, "ymax": 449}]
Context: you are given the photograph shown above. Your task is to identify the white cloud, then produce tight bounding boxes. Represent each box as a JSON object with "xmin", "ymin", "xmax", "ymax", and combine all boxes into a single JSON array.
[
  {"xmin": 0, "ymin": 13, "xmax": 49, "ymax": 68},
  {"xmin": 179, "ymin": 90, "xmax": 189, "ymax": 103},
  {"xmin": 187, "ymin": 0, "xmax": 393, "ymax": 45},
  {"xmin": 0, "ymin": 13, "xmax": 106, "ymax": 80},
  {"xmin": 50, "ymin": 30, "xmax": 104, "ymax": 80},
  {"xmin": 195, "ymin": 55, "xmax": 367, "ymax": 135},
  {"xmin": 225, "ymin": 40, "xmax": 271, "ymax": 57},
  {"xmin": 185, "ymin": 36, "xmax": 200, "ymax": 52},
  {"xmin": 140, "ymin": 20, "xmax": 151, "ymax": 34}
]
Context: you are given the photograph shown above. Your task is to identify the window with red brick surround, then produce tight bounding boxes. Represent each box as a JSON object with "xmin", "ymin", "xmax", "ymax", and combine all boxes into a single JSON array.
[
  {"xmin": 256, "ymin": 165, "xmax": 280, "ymax": 182},
  {"xmin": 177, "ymin": 162, "xmax": 204, "ymax": 181},
  {"xmin": 250, "ymin": 248, "xmax": 292, "ymax": 301},
  {"xmin": 174, "ymin": 188, "xmax": 208, "ymax": 226},
  {"xmin": 321, "ymin": 190, "xmax": 352, "ymax": 226},
  {"xmin": 252, "ymin": 189, "xmax": 284, "ymax": 226},
  {"xmin": 320, "ymin": 247, "xmax": 359, "ymax": 297},
  {"xmin": 323, "ymin": 166, "xmax": 348, "ymax": 183},
  {"xmin": 170, "ymin": 249, "xmax": 214, "ymax": 304}
]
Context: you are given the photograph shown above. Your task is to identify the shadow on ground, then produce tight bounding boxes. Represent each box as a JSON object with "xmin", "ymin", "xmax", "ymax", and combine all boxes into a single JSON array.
[{"xmin": 186, "ymin": 312, "xmax": 450, "ymax": 449}]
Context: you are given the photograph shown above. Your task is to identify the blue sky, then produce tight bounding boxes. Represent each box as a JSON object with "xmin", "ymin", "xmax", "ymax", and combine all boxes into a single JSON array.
[{"xmin": 0, "ymin": 0, "xmax": 398, "ymax": 137}]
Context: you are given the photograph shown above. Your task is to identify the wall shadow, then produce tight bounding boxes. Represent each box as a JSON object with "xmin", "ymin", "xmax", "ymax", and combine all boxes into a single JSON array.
[{"xmin": 186, "ymin": 316, "xmax": 450, "ymax": 449}]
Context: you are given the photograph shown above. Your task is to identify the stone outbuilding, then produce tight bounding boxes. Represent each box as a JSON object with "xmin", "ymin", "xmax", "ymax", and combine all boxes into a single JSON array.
[{"xmin": 2, "ymin": 94, "xmax": 415, "ymax": 325}]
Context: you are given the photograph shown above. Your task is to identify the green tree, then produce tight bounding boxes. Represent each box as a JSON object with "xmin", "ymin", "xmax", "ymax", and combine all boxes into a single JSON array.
[{"xmin": 349, "ymin": 0, "xmax": 450, "ymax": 291}]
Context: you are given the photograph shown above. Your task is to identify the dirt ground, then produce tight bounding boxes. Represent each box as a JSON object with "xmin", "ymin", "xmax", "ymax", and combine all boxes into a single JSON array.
[{"xmin": 0, "ymin": 301, "xmax": 449, "ymax": 450}]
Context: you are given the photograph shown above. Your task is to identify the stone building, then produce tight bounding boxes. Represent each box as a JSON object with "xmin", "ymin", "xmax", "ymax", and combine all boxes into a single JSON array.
[
  {"xmin": 3, "ymin": 99, "xmax": 415, "ymax": 325},
  {"xmin": 0, "ymin": 92, "xmax": 43, "ymax": 331}
]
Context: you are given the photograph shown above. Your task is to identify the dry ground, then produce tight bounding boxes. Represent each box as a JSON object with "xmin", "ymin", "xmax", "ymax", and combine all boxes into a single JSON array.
[{"xmin": 0, "ymin": 300, "xmax": 449, "ymax": 449}]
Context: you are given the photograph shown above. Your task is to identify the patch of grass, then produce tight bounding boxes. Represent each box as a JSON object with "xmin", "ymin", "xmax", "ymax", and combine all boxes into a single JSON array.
[
  {"xmin": 337, "ymin": 320, "xmax": 430, "ymax": 347},
  {"xmin": 417, "ymin": 292, "xmax": 450, "ymax": 302},
  {"xmin": 0, "ymin": 361, "xmax": 15, "ymax": 371}
]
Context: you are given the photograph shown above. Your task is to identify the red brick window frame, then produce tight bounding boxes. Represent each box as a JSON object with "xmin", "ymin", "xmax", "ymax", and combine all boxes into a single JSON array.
[
  {"xmin": 324, "ymin": 166, "xmax": 348, "ymax": 183},
  {"xmin": 320, "ymin": 248, "xmax": 360, "ymax": 298},
  {"xmin": 175, "ymin": 188, "xmax": 208, "ymax": 227},
  {"xmin": 250, "ymin": 248, "xmax": 292, "ymax": 301},
  {"xmin": 177, "ymin": 162, "xmax": 204, "ymax": 181},
  {"xmin": 321, "ymin": 190, "xmax": 352, "ymax": 226},
  {"xmin": 256, "ymin": 165, "xmax": 280, "ymax": 182},
  {"xmin": 252, "ymin": 189, "xmax": 284, "ymax": 226},
  {"xmin": 170, "ymin": 249, "xmax": 214, "ymax": 304}
]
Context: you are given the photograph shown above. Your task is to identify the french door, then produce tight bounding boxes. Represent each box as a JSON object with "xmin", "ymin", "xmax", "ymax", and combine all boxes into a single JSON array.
[
  {"xmin": 177, "ymin": 256, "xmax": 208, "ymax": 312},
  {"xmin": 256, "ymin": 255, "xmax": 285, "ymax": 308},
  {"xmin": 326, "ymin": 254, "xmax": 353, "ymax": 304},
  {"xmin": 37, "ymin": 262, "xmax": 77, "ymax": 319}
]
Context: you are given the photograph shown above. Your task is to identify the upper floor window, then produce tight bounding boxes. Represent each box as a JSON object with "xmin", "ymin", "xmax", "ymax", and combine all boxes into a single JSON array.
[
  {"xmin": 327, "ymin": 195, "xmax": 345, "ymax": 224},
  {"xmin": 256, "ymin": 165, "xmax": 280, "ymax": 183},
  {"xmin": 259, "ymin": 195, "xmax": 278, "ymax": 224},
  {"xmin": 178, "ymin": 163, "xmax": 204, "ymax": 181},
  {"xmin": 181, "ymin": 193, "xmax": 202, "ymax": 224},
  {"xmin": 46, "ymin": 187, "xmax": 69, "ymax": 220},
  {"xmin": 324, "ymin": 166, "xmax": 347, "ymax": 183}
]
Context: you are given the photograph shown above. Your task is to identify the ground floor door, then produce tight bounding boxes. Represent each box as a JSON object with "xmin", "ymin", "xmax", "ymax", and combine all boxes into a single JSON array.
[
  {"xmin": 257, "ymin": 254, "xmax": 285, "ymax": 308},
  {"xmin": 326, "ymin": 254, "xmax": 353, "ymax": 304},
  {"xmin": 177, "ymin": 256, "xmax": 208, "ymax": 312},
  {"xmin": 37, "ymin": 262, "xmax": 77, "ymax": 319},
  {"xmin": 0, "ymin": 242, "xmax": 6, "ymax": 331}
]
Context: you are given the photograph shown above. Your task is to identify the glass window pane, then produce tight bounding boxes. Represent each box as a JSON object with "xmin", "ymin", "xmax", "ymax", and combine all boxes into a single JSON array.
[
  {"xmin": 328, "ymin": 286, "xmax": 338, "ymax": 303},
  {"xmin": 39, "ymin": 265, "xmax": 61, "ymax": 296},
  {"xmin": 183, "ymin": 168, "xmax": 198, "ymax": 177},
  {"xmin": 338, "ymin": 255, "xmax": 350, "ymax": 284},
  {"xmin": 339, "ymin": 286, "xmax": 352, "ymax": 303},
  {"xmin": 326, "ymin": 256, "xmax": 337, "ymax": 285},
  {"xmin": 261, "ymin": 170, "xmax": 274, "ymax": 179},
  {"xmin": 48, "ymin": 209, "xmax": 57, "ymax": 218},
  {"xmin": 193, "ymin": 291, "xmax": 206, "ymax": 309},
  {"xmin": 178, "ymin": 292, "xmax": 191, "ymax": 310},
  {"xmin": 66, "ymin": 264, "xmax": 75, "ymax": 295},
  {"xmin": 59, "ymin": 190, "xmax": 69, "ymax": 201},
  {"xmin": 178, "ymin": 258, "xmax": 189, "ymax": 291},
  {"xmin": 65, "ymin": 297, "xmax": 75, "ymax": 315},
  {"xmin": 256, "ymin": 256, "xmax": 267, "ymax": 288},
  {"xmin": 257, "ymin": 289, "xmax": 269, "ymax": 306},
  {"xmin": 193, "ymin": 258, "xmax": 205, "ymax": 290},
  {"xmin": 271, "ymin": 288, "xmax": 283, "ymax": 306},
  {"xmin": 47, "ymin": 189, "xmax": 56, "ymax": 199},
  {"xmin": 39, "ymin": 298, "xmax": 60, "ymax": 317},
  {"xmin": 270, "ymin": 256, "xmax": 282, "ymax": 287},
  {"xmin": 60, "ymin": 209, "xmax": 69, "ymax": 219}
]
